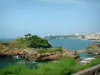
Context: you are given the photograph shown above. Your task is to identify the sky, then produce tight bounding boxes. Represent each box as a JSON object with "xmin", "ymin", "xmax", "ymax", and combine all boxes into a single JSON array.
[{"xmin": 0, "ymin": 0, "xmax": 100, "ymax": 38}]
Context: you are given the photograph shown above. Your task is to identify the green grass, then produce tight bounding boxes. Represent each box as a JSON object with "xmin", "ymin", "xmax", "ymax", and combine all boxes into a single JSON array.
[
  {"xmin": 0, "ymin": 58, "xmax": 100, "ymax": 75},
  {"xmin": 37, "ymin": 48, "xmax": 63, "ymax": 53}
]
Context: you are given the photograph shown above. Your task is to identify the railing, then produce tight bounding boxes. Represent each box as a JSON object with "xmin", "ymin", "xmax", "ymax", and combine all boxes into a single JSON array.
[{"xmin": 72, "ymin": 64, "xmax": 100, "ymax": 75}]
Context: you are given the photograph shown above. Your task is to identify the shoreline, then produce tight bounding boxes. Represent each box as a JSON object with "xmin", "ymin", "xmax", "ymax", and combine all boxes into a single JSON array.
[{"xmin": 79, "ymin": 38, "xmax": 100, "ymax": 43}]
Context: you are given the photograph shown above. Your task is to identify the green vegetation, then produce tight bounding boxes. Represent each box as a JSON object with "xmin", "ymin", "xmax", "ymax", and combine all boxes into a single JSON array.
[
  {"xmin": 8, "ymin": 34, "xmax": 52, "ymax": 49},
  {"xmin": 37, "ymin": 48, "xmax": 63, "ymax": 53},
  {"xmin": 27, "ymin": 35, "xmax": 51, "ymax": 48},
  {"xmin": 80, "ymin": 58, "xmax": 100, "ymax": 70},
  {"xmin": 0, "ymin": 58, "xmax": 100, "ymax": 75}
]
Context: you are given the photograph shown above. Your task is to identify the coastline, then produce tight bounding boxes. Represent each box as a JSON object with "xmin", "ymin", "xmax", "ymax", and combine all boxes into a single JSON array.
[{"xmin": 77, "ymin": 38, "xmax": 100, "ymax": 44}]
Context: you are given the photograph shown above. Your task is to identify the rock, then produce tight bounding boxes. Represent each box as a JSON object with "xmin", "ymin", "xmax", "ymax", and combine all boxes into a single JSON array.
[
  {"xmin": 24, "ymin": 52, "xmax": 38, "ymax": 61},
  {"xmin": 0, "ymin": 44, "xmax": 8, "ymax": 51},
  {"xmin": 62, "ymin": 50, "xmax": 80, "ymax": 60},
  {"xmin": 87, "ymin": 44, "xmax": 100, "ymax": 55},
  {"xmin": 35, "ymin": 52, "xmax": 62, "ymax": 62},
  {"xmin": 49, "ymin": 52, "xmax": 62, "ymax": 60},
  {"xmin": 0, "ymin": 49, "xmax": 27, "ymax": 57},
  {"xmin": 0, "ymin": 47, "xmax": 80, "ymax": 62}
]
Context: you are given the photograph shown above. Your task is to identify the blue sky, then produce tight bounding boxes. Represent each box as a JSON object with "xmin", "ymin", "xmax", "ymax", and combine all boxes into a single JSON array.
[{"xmin": 0, "ymin": 0, "xmax": 100, "ymax": 38}]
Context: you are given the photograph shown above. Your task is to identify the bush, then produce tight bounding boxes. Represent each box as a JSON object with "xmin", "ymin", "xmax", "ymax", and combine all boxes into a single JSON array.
[
  {"xmin": 8, "ymin": 34, "xmax": 52, "ymax": 49},
  {"xmin": 34, "ymin": 58, "xmax": 78, "ymax": 75},
  {"xmin": 78, "ymin": 58, "xmax": 100, "ymax": 71},
  {"xmin": 87, "ymin": 58, "xmax": 100, "ymax": 67},
  {"xmin": 37, "ymin": 48, "xmax": 63, "ymax": 53}
]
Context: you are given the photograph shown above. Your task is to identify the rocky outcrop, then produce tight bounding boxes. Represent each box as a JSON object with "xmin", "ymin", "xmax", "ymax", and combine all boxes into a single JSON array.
[
  {"xmin": 62, "ymin": 50, "xmax": 80, "ymax": 60},
  {"xmin": 0, "ymin": 49, "xmax": 26, "ymax": 57},
  {"xmin": 23, "ymin": 49, "xmax": 80, "ymax": 62},
  {"xmin": 35, "ymin": 52, "xmax": 62, "ymax": 61},
  {"xmin": 0, "ymin": 46, "xmax": 80, "ymax": 62},
  {"xmin": 87, "ymin": 44, "xmax": 100, "ymax": 55},
  {"xmin": 0, "ymin": 44, "xmax": 27, "ymax": 57}
]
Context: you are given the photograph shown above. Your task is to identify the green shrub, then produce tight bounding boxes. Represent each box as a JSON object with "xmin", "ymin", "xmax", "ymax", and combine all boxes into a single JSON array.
[
  {"xmin": 78, "ymin": 58, "xmax": 100, "ymax": 71},
  {"xmin": 87, "ymin": 58, "xmax": 100, "ymax": 67},
  {"xmin": 37, "ymin": 48, "xmax": 63, "ymax": 53},
  {"xmin": 8, "ymin": 34, "xmax": 52, "ymax": 49}
]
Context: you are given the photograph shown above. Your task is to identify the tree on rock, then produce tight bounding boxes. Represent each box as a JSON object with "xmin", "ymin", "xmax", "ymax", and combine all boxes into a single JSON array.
[
  {"xmin": 9, "ymin": 34, "xmax": 52, "ymax": 49},
  {"xmin": 27, "ymin": 35, "xmax": 52, "ymax": 48}
]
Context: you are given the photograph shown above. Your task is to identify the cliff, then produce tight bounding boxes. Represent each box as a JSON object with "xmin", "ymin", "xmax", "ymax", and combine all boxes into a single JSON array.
[{"xmin": 87, "ymin": 44, "xmax": 100, "ymax": 55}]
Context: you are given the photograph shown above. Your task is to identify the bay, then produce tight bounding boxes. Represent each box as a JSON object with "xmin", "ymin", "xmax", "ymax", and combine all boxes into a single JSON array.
[
  {"xmin": 48, "ymin": 38, "xmax": 94, "ymax": 59},
  {"xmin": 49, "ymin": 38, "xmax": 94, "ymax": 50}
]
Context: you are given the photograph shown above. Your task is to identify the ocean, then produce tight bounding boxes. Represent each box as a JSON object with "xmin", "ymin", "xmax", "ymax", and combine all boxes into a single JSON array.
[
  {"xmin": 0, "ymin": 38, "xmax": 94, "ymax": 50},
  {"xmin": 48, "ymin": 38, "xmax": 94, "ymax": 59},
  {"xmin": 49, "ymin": 38, "xmax": 94, "ymax": 50},
  {"xmin": 0, "ymin": 39, "xmax": 14, "ymax": 42}
]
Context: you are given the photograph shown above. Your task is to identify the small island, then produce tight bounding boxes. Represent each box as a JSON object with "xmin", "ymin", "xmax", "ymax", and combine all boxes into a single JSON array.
[{"xmin": 0, "ymin": 34, "xmax": 80, "ymax": 62}]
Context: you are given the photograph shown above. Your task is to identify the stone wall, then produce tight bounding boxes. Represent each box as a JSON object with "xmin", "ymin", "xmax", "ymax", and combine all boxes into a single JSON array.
[{"xmin": 72, "ymin": 64, "xmax": 100, "ymax": 75}]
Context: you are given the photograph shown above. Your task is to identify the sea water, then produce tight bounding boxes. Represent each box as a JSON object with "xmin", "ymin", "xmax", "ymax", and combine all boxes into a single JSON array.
[{"xmin": 48, "ymin": 38, "xmax": 94, "ymax": 59}]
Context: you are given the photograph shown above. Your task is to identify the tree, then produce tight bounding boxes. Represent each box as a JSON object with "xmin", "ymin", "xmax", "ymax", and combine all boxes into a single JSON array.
[
  {"xmin": 9, "ymin": 34, "xmax": 52, "ymax": 49},
  {"xmin": 28, "ymin": 35, "xmax": 52, "ymax": 48}
]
